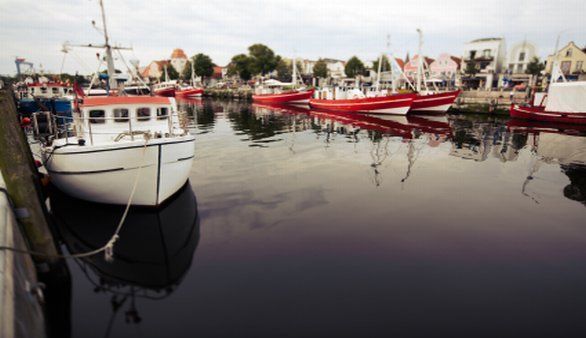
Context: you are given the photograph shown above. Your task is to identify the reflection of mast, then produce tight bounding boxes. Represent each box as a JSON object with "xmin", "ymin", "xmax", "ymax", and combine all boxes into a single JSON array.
[
  {"xmin": 401, "ymin": 141, "xmax": 416, "ymax": 184},
  {"xmin": 369, "ymin": 137, "xmax": 390, "ymax": 187}
]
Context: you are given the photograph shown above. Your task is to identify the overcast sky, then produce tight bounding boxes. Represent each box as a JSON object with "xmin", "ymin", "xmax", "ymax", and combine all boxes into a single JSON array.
[{"xmin": 0, "ymin": 0, "xmax": 584, "ymax": 75}]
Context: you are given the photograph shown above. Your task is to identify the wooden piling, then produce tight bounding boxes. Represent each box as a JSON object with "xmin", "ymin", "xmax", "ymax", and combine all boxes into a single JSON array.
[{"xmin": 0, "ymin": 89, "xmax": 59, "ymax": 263}]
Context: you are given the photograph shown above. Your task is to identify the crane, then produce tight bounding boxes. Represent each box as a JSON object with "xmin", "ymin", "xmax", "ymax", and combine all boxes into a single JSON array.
[{"xmin": 15, "ymin": 57, "xmax": 34, "ymax": 79}]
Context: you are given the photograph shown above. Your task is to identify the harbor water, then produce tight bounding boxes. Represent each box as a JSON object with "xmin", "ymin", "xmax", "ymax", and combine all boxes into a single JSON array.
[{"xmin": 54, "ymin": 99, "xmax": 586, "ymax": 337}]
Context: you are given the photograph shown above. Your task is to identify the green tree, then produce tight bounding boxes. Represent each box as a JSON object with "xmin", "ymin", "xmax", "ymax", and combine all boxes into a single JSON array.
[
  {"xmin": 248, "ymin": 44, "xmax": 279, "ymax": 76},
  {"xmin": 166, "ymin": 64, "xmax": 179, "ymax": 81},
  {"xmin": 275, "ymin": 57, "xmax": 292, "ymax": 82},
  {"xmin": 525, "ymin": 56, "xmax": 545, "ymax": 76},
  {"xmin": 345, "ymin": 56, "xmax": 366, "ymax": 78},
  {"xmin": 313, "ymin": 59, "xmax": 328, "ymax": 78},
  {"xmin": 181, "ymin": 60, "xmax": 192, "ymax": 80},
  {"xmin": 191, "ymin": 53, "xmax": 215, "ymax": 80},
  {"xmin": 372, "ymin": 55, "xmax": 391, "ymax": 72},
  {"xmin": 227, "ymin": 54, "xmax": 253, "ymax": 81}
]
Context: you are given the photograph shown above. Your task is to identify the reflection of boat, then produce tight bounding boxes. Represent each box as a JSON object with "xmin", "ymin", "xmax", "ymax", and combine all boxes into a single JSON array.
[
  {"xmin": 52, "ymin": 182, "xmax": 199, "ymax": 290},
  {"xmin": 506, "ymin": 118, "xmax": 586, "ymax": 136},
  {"xmin": 252, "ymin": 102, "xmax": 311, "ymax": 116}
]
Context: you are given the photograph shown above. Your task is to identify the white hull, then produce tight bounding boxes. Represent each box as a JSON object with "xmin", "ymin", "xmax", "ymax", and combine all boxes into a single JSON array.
[
  {"xmin": 364, "ymin": 106, "xmax": 411, "ymax": 115},
  {"xmin": 410, "ymin": 103, "xmax": 452, "ymax": 113},
  {"xmin": 43, "ymin": 136, "xmax": 195, "ymax": 206}
]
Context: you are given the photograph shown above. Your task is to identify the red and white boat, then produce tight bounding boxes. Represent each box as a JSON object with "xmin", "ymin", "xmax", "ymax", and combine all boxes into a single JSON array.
[
  {"xmin": 510, "ymin": 82, "xmax": 586, "ymax": 125},
  {"xmin": 309, "ymin": 91, "xmax": 416, "ymax": 115},
  {"xmin": 153, "ymin": 82, "xmax": 176, "ymax": 97},
  {"xmin": 176, "ymin": 87, "xmax": 203, "ymax": 98},
  {"xmin": 175, "ymin": 62, "xmax": 204, "ymax": 98},
  {"xmin": 253, "ymin": 88, "xmax": 315, "ymax": 104},
  {"xmin": 411, "ymin": 90, "xmax": 461, "ymax": 113},
  {"xmin": 253, "ymin": 59, "xmax": 314, "ymax": 104}
]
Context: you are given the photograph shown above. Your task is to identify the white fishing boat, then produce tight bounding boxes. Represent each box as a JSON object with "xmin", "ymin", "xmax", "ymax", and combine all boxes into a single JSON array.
[
  {"xmin": 39, "ymin": 0, "xmax": 195, "ymax": 206},
  {"xmin": 41, "ymin": 96, "xmax": 195, "ymax": 206}
]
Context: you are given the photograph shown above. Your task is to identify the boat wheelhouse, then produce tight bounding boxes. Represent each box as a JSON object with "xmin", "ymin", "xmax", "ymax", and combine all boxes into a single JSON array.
[{"xmin": 41, "ymin": 96, "xmax": 195, "ymax": 206}]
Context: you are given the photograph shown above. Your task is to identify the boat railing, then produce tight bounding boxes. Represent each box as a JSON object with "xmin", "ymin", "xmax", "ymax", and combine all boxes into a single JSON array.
[{"xmin": 31, "ymin": 110, "xmax": 188, "ymax": 146}]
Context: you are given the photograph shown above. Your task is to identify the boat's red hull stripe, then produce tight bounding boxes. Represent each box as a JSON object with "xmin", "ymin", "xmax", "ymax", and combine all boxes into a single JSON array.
[
  {"xmin": 510, "ymin": 105, "xmax": 586, "ymax": 125},
  {"xmin": 411, "ymin": 91, "xmax": 460, "ymax": 110},
  {"xmin": 253, "ymin": 89, "xmax": 315, "ymax": 104}
]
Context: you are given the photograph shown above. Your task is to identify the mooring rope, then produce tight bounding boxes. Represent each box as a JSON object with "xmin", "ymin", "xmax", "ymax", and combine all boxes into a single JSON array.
[{"xmin": 0, "ymin": 134, "xmax": 152, "ymax": 262}]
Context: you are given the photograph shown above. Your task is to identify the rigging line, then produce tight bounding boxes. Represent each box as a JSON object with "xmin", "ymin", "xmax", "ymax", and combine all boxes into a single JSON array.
[
  {"xmin": 0, "ymin": 135, "xmax": 151, "ymax": 261},
  {"xmin": 115, "ymin": 48, "xmax": 149, "ymax": 89}
]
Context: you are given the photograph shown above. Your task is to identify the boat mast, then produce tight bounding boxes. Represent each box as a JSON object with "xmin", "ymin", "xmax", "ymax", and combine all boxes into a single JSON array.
[
  {"xmin": 164, "ymin": 65, "xmax": 169, "ymax": 83},
  {"xmin": 292, "ymin": 56, "xmax": 298, "ymax": 86},
  {"xmin": 97, "ymin": 0, "xmax": 117, "ymax": 89},
  {"xmin": 416, "ymin": 28, "xmax": 423, "ymax": 93},
  {"xmin": 375, "ymin": 53, "xmax": 383, "ymax": 92},
  {"xmin": 191, "ymin": 59, "xmax": 196, "ymax": 86}
]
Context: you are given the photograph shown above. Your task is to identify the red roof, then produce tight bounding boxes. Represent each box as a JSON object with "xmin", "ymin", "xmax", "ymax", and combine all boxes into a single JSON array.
[
  {"xmin": 394, "ymin": 58, "xmax": 405, "ymax": 70},
  {"xmin": 171, "ymin": 48, "xmax": 187, "ymax": 59},
  {"xmin": 81, "ymin": 96, "xmax": 171, "ymax": 107}
]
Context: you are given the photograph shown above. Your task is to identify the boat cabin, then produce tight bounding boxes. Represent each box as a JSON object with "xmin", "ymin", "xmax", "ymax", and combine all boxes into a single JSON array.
[{"xmin": 73, "ymin": 96, "xmax": 184, "ymax": 145}]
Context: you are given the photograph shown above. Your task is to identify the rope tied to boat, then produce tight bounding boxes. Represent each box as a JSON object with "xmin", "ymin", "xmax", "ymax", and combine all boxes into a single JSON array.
[{"xmin": 1, "ymin": 134, "xmax": 152, "ymax": 262}]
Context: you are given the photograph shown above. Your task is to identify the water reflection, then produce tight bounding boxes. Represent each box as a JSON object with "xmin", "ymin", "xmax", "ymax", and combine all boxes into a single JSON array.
[
  {"xmin": 178, "ymin": 99, "xmax": 586, "ymax": 206},
  {"xmin": 51, "ymin": 183, "xmax": 199, "ymax": 336}
]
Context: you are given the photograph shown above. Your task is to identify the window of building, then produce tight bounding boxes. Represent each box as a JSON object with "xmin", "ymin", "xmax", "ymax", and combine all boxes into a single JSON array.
[
  {"xmin": 113, "ymin": 108, "xmax": 129, "ymax": 122},
  {"xmin": 137, "ymin": 107, "xmax": 151, "ymax": 121},
  {"xmin": 89, "ymin": 110, "xmax": 106, "ymax": 124},
  {"xmin": 565, "ymin": 49, "xmax": 573, "ymax": 57},
  {"xmin": 156, "ymin": 107, "xmax": 169, "ymax": 120},
  {"xmin": 576, "ymin": 61, "xmax": 584, "ymax": 72},
  {"xmin": 519, "ymin": 52, "xmax": 525, "ymax": 62},
  {"xmin": 483, "ymin": 49, "xmax": 491, "ymax": 58},
  {"xmin": 51, "ymin": 87, "xmax": 59, "ymax": 94},
  {"xmin": 469, "ymin": 51, "xmax": 476, "ymax": 59}
]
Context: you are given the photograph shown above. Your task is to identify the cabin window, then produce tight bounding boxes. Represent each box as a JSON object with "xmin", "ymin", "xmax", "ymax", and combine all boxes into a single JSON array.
[
  {"xmin": 113, "ymin": 108, "xmax": 129, "ymax": 122},
  {"xmin": 51, "ymin": 87, "xmax": 59, "ymax": 94},
  {"xmin": 136, "ymin": 107, "xmax": 151, "ymax": 121},
  {"xmin": 40, "ymin": 87, "xmax": 48, "ymax": 94},
  {"xmin": 156, "ymin": 107, "xmax": 168, "ymax": 120},
  {"xmin": 89, "ymin": 110, "xmax": 106, "ymax": 124}
]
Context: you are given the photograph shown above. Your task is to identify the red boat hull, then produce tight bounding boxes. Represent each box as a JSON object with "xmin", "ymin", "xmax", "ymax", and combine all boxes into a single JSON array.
[
  {"xmin": 510, "ymin": 105, "xmax": 586, "ymax": 125},
  {"xmin": 309, "ymin": 93, "xmax": 416, "ymax": 115},
  {"xmin": 411, "ymin": 90, "xmax": 460, "ymax": 113},
  {"xmin": 176, "ymin": 88, "xmax": 203, "ymax": 98},
  {"xmin": 252, "ymin": 89, "xmax": 314, "ymax": 104},
  {"xmin": 154, "ymin": 87, "xmax": 176, "ymax": 97}
]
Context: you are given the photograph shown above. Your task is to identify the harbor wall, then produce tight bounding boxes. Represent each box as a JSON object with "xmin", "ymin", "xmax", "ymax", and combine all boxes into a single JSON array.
[{"xmin": 1, "ymin": 175, "xmax": 46, "ymax": 338}]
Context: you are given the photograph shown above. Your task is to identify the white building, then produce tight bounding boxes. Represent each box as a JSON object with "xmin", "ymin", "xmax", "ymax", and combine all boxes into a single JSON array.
[
  {"xmin": 461, "ymin": 38, "xmax": 506, "ymax": 90},
  {"xmin": 170, "ymin": 48, "xmax": 188, "ymax": 74},
  {"xmin": 300, "ymin": 58, "xmax": 346, "ymax": 78},
  {"xmin": 507, "ymin": 41, "xmax": 537, "ymax": 74}
]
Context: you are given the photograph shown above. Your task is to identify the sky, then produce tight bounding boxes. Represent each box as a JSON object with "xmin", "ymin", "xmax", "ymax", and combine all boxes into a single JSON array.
[{"xmin": 0, "ymin": 0, "xmax": 584, "ymax": 75}]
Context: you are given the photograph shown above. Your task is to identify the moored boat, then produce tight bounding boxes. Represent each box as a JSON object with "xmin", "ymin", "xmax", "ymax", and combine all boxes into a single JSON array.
[
  {"xmin": 153, "ymin": 82, "xmax": 176, "ymax": 97},
  {"xmin": 176, "ymin": 86, "xmax": 204, "ymax": 98},
  {"xmin": 41, "ymin": 95, "xmax": 195, "ymax": 206},
  {"xmin": 411, "ymin": 90, "xmax": 461, "ymax": 113},
  {"xmin": 253, "ymin": 88, "xmax": 315, "ymax": 104},
  {"xmin": 309, "ymin": 92, "xmax": 416, "ymax": 115},
  {"xmin": 510, "ymin": 82, "xmax": 586, "ymax": 125}
]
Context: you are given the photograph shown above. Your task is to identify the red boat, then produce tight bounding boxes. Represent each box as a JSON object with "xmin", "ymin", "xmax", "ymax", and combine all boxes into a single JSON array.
[
  {"xmin": 176, "ymin": 87, "xmax": 203, "ymax": 98},
  {"xmin": 252, "ymin": 89, "xmax": 315, "ymax": 104},
  {"xmin": 309, "ymin": 93, "xmax": 416, "ymax": 115},
  {"xmin": 153, "ymin": 86, "xmax": 175, "ymax": 97},
  {"xmin": 510, "ymin": 105, "xmax": 586, "ymax": 125},
  {"xmin": 411, "ymin": 90, "xmax": 461, "ymax": 113}
]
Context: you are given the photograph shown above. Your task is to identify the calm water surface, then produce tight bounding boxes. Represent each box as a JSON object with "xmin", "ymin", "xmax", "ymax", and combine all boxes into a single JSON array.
[{"xmin": 53, "ymin": 99, "xmax": 586, "ymax": 337}]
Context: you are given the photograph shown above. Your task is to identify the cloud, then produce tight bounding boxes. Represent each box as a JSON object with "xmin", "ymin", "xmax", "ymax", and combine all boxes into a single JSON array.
[{"xmin": 0, "ymin": 0, "xmax": 584, "ymax": 74}]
